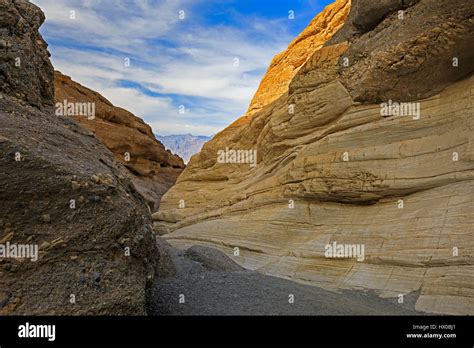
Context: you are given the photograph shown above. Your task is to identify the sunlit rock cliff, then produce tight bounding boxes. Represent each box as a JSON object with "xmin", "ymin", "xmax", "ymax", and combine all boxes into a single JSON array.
[
  {"xmin": 154, "ymin": 0, "xmax": 474, "ymax": 315},
  {"xmin": 54, "ymin": 71, "xmax": 185, "ymax": 211}
]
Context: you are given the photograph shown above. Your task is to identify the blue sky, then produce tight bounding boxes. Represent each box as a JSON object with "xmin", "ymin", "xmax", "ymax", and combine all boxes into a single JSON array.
[{"xmin": 33, "ymin": 0, "xmax": 333, "ymax": 136}]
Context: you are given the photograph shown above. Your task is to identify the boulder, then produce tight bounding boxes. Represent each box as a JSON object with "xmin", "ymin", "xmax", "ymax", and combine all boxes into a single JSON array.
[{"xmin": 0, "ymin": 0, "xmax": 170, "ymax": 315}]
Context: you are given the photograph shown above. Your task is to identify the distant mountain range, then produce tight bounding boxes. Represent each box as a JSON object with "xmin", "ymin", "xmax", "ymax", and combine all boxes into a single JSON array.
[{"xmin": 156, "ymin": 134, "xmax": 211, "ymax": 164}]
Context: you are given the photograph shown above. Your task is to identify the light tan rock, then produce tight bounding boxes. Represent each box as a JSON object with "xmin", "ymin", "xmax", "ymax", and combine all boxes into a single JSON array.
[{"xmin": 154, "ymin": 0, "xmax": 474, "ymax": 315}]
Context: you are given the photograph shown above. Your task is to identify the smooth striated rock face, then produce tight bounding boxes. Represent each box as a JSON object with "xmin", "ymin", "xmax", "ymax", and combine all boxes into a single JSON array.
[
  {"xmin": 54, "ymin": 71, "xmax": 185, "ymax": 211},
  {"xmin": 0, "ymin": 0, "xmax": 171, "ymax": 315},
  {"xmin": 154, "ymin": 0, "xmax": 474, "ymax": 315}
]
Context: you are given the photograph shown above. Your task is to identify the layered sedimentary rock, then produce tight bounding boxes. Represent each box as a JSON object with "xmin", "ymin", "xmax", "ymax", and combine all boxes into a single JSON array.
[
  {"xmin": 154, "ymin": 0, "xmax": 474, "ymax": 315},
  {"xmin": 0, "ymin": 0, "xmax": 169, "ymax": 314},
  {"xmin": 54, "ymin": 72, "xmax": 185, "ymax": 211}
]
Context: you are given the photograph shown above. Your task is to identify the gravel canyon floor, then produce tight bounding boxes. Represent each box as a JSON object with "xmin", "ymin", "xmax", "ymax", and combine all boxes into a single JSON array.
[
  {"xmin": 147, "ymin": 244, "xmax": 420, "ymax": 315},
  {"xmin": 1, "ymin": 0, "xmax": 473, "ymax": 318}
]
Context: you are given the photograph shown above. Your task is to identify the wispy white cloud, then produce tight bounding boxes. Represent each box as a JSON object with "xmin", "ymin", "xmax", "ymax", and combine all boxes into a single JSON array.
[{"xmin": 32, "ymin": 0, "xmax": 297, "ymax": 135}]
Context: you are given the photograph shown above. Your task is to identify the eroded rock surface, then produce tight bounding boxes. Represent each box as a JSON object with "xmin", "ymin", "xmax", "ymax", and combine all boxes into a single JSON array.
[
  {"xmin": 154, "ymin": 0, "xmax": 474, "ymax": 315},
  {"xmin": 0, "ymin": 0, "xmax": 170, "ymax": 315},
  {"xmin": 54, "ymin": 71, "xmax": 185, "ymax": 211},
  {"xmin": 0, "ymin": 0, "xmax": 54, "ymax": 107},
  {"xmin": 246, "ymin": 0, "xmax": 350, "ymax": 117}
]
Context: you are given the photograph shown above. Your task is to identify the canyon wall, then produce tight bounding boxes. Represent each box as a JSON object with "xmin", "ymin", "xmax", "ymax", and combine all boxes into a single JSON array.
[
  {"xmin": 0, "ymin": 0, "xmax": 170, "ymax": 314},
  {"xmin": 54, "ymin": 72, "xmax": 185, "ymax": 211},
  {"xmin": 246, "ymin": 0, "xmax": 350, "ymax": 117},
  {"xmin": 154, "ymin": 0, "xmax": 474, "ymax": 315}
]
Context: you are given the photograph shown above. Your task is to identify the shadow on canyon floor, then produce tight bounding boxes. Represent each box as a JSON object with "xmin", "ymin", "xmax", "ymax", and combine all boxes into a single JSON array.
[{"xmin": 146, "ymin": 241, "xmax": 422, "ymax": 316}]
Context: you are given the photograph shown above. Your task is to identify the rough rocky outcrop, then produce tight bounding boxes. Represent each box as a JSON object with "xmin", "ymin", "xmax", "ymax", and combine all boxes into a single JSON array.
[
  {"xmin": 0, "ymin": 0, "xmax": 54, "ymax": 107},
  {"xmin": 54, "ymin": 71, "xmax": 185, "ymax": 211},
  {"xmin": 0, "ymin": 0, "xmax": 169, "ymax": 314},
  {"xmin": 154, "ymin": 0, "xmax": 474, "ymax": 315},
  {"xmin": 333, "ymin": 0, "xmax": 474, "ymax": 103}
]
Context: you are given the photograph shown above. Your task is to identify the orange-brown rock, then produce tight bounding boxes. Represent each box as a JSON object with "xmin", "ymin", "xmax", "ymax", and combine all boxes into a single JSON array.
[
  {"xmin": 246, "ymin": 0, "xmax": 350, "ymax": 117},
  {"xmin": 54, "ymin": 71, "xmax": 185, "ymax": 210}
]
